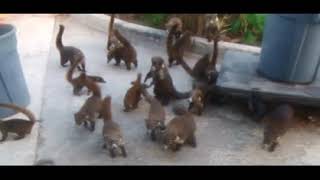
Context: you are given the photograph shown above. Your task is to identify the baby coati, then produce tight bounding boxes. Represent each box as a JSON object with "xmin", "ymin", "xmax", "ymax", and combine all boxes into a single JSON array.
[
  {"xmin": 101, "ymin": 96, "xmax": 127, "ymax": 158},
  {"xmin": 0, "ymin": 103, "xmax": 37, "ymax": 142},
  {"xmin": 166, "ymin": 23, "xmax": 192, "ymax": 67},
  {"xmin": 144, "ymin": 56, "xmax": 191, "ymax": 105},
  {"xmin": 56, "ymin": 24, "xmax": 86, "ymax": 71},
  {"xmin": 262, "ymin": 104, "xmax": 295, "ymax": 152},
  {"xmin": 74, "ymin": 77, "xmax": 103, "ymax": 132},
  {"xmin": 141, "ymin": 84, "xmax": 166, "ymax": 141},
  {"xmin": 123, "ymin": 73, "xmax": 143, "ymax": 112},
  {"xmin": 161, "ymin": 104, "xmax": 196, "ymax": 152},
  {"xmin": 107, "ymin": 29, "xmax": 138, "ymax": 70},
  {"xmin": 66, "ymin": 58, "xmax": 106, "ymax": 96},
  {"xmin": 165, "ymin": 17, "xmax": 183, "ymax": 40}
]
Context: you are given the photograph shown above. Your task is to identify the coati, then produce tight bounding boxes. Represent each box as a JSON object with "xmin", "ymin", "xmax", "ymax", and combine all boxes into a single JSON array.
[
  {"xmin": 188, "ymin": 85, "xmax": 206, "ymax": 116},
  {"xmin": 56, "ymin": 24, "xmax": 86, "ymax": 71},
  {"xmin": 107, "ymin": 29, "xmax": 138, "ymax": 70},
  {"xmin": 161, "ymin": 104, "xmax": 196, "ymax": 152},
  {"xmin": 166, "ymin": 24, "xmax": 192, "ymax": 67},
  {"xmin": 74, "ymin": 77, "xmax": 103, "ymax": 132},
  {"xmin": 141, "ymin": 84, "xmax": 166, "ymax": 141},
  {"xmin": 0, "ymin": 103, "xmax": 37, "ymax": 142},
  {"xmin": 165, "ymin": 17, "xmax": 183, "ymax": 40},
  {"xmin": 101, "ymin": 96, "xmax": 127, "ymax": 158},
  {"xmin": 144, "ymin": 56, "xmax": 191, "ymax": 105},
  {"xmin": 66, "ymin": 58, "xmax": 106, "ymax": 96},
  {"xmin": 262, "ymin": 104, "xmax": 295, "ymax": 152},
  {"xmin": 123, "ymin": 73, "xmax": 143, "ymax": 112}
]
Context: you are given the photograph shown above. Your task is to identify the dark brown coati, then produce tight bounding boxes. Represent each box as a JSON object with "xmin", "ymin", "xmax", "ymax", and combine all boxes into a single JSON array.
[
  {"xmin": 66, "ymin": 58, "xmax": 106, "ymax": 96},
  {"xmin": 161, "ymin": 104, "xmax": 196, "ymax": 152},
  {"xmin": 262, "ymin": 104, "xmax": 295, "ymax": 152},
  {"xmin": 101, "ymin": 96, "xmax": 127, "ymax": 158},
  {"xmin": 0, "ymin": 103, "xmax": 37, "ymax": 142},
  {"xmin": 56, "ymin": 24, "xmax": 86, "ymax": 71},
  {"xmin": 123, "ymin": 73, "xmax": 143, "ymax": 112},
  {"xmin": 166, "ymin": 23, "xmax": 192, "ymax": 67},
  {"xmin": 74, "ymin": 78, "xmax": 103, "ymax": 132},
  {"xmin": 141, "ymin": 84, "xmax": 166, "ymax": 141},
  {"xmin": 144, "ymin": 56, "xmax": 191, "ymax": 106},
  {"xmin": 165, "ymin": 17, "xmax": 183, "ymax": 40},
  {"xmin": 107, "ymin": 29, "xmax": 138, "ymax": 70}
]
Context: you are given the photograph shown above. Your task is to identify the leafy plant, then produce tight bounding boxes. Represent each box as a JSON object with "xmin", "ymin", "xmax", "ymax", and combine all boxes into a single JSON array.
[{"xmin": 140, "ymin": 14, "xmax": 169, "ymax": 29}]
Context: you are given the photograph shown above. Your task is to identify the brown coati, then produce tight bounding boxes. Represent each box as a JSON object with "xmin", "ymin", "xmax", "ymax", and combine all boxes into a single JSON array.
[
  {"xmin": 166, "ymin": 23, "xmax": 192, "ymax": 67},
  {"xmin": 188, "ymin": 86, "xmax": 206, "ymax": 116},
  {"xmin": 66, "ymin": 58, "xmax": 106, "ymax": 96},
  {"xmin": 141, "ymin": 84, "xmax": 166, "ymax": 141},
  {"xmin": 0, "ymin": 103, "xmax": 37, "ymax": 142},
  {"xmin": 262, "ymin": 104, "xmax": 295, "ymax": 152},
  {"xmin": 165, "ymin": 17, "xmax": 183, "ymax": 40},
  {"xmin": 74, "ymin": 78, "xmax": 103, "ymax": 132},
  {"xmin": 107, "ymin": 29, "xmax": 138, "ymax": 70},
  {"xmin": 123, "ymin": 73, "xmax": 143, "ymax": 112},
  {"xmin": 100, "ymin": 96, "xmax": 127, "ymax": 158},
  {"xmin": 56, "ymin": 24, "xmax": 86, "ymax": 72},
  {"xmin": 161, "ymin": 104, "xmax": 196, "ymax": 152},
  {"xmin": 144, "ymin": 56, "xmax": 191, "ymax": 106}
]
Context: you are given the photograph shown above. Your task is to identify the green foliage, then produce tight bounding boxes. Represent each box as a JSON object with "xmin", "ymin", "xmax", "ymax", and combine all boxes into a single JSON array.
[
  {"xmin": 229, "ymin": 14, "xmax": 266, "ymax": 45},
  {"xmin": 140, "ymin": 14, "xmax": 169, "ymax": 29}
]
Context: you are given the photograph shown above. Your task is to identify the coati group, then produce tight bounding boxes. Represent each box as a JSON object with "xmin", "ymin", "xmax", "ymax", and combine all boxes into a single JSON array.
[{"xmin": 0, "ymin": 15, "xmax": 311, "ymax": 162}]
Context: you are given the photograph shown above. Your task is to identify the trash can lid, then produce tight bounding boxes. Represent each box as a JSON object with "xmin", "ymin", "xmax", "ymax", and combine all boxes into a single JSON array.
[{"xmin": 278, "ymin": 14, "xmax": 320, "ymax": 24}]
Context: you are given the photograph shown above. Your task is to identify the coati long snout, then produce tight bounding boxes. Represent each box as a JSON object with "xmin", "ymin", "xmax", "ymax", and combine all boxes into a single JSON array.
[
  {"xmin": 107, "ymin": 29, "xmax": 138, "ymax": 70},
  {"xmin": 161, "ymin": 105, "xmax": 197, "ymax": 152},
  {"xmin": 141, "ymin": 84, "xmax": 166, "ymax": 141},
  {"xmin": 56, "ymin": 24, "xmax": 86, "ymax": 71},
  {"xmin": 144, "ymin": 56, "xmax": 191, "ymax": 106},
  {"xmin": 74, "ymin": 78, "xmax": 103, "ymax": 132},
  {"xmin": 165, "ymin": 17, "xmax": 183, "ymax": 40},
  {"xmin": 262, "ymin": 104, "xmax": 295, "ymax": 152},
  {"xmin": 0, "ymin": 103, "xmax": 38, "ymax": 142},
  {"xmin": 66, "ymin": 58, "xmax": 106, "ymax": 96},
  {"xmin": 101, "ymin": 96, "xmax": 127, "ymax": 158},
  {"xmin": 123, "ymin": 73, "xmax": 143, "ymax": 112}
]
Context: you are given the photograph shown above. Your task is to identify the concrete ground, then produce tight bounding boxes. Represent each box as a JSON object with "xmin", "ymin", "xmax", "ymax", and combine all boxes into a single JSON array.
[{"xmin": 2, "ymin": 15, "xmax": 320, "ymax": 165}]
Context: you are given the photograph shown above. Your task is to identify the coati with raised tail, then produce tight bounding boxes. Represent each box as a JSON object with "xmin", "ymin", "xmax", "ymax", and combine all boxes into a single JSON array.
[
  {"xmin": 165, "ymin": 17, "xmax": 183, "ymax": 40},
  {"xmin": 0, "ymin": 103, "xmax": 37, "ymax": 141},
  {"xmin": 123, "ymin": 73, "xmax": 143, "ymax": 112},
  {"xmin": 166, "ymin": 24, "xmax": 192, "ymax": 67},
  {"xmin": 141, "ymin": 84, "xmax": 166, "ymax": 141},
  {"xmin": 101, "ymin": 96, "xmax": 127, "ymax": 158},
  {"xmin": 107, "ymin": 29, "xmax": 138, "ymax": 70},
  {"xmin": 66, "ymin": 58, "xmax": 106, "ymax": 96},
  {"xmin": 144, "ymin": 56, "xmax": 191, "ymax": 105},
  {"xmin": 56, "ymin": 24, "xmax": 86, "ymax": 71},
  {"xmin": 262, "ymin": 104, "xmax": 295, "ymax": 152},
  {"xmin": 161, "ymin": 104, "xmax": 196, "ymax": 152},
  {"xmin": 74, "ymin": 78, "xmax": 103, "ymax": 132}
]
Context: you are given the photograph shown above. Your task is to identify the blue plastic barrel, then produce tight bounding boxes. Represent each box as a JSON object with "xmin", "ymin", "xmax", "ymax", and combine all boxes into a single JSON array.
[
  {"xmin": 258, "ymin": 14, "xmax": 320, "ymax": 84},
  {"xmin": 0, "ymin": 24, "xmax": 30, "ymax": 118}
]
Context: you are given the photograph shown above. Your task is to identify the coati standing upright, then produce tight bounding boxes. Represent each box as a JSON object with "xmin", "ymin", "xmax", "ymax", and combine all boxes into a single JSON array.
[
  {"xmin": 141, "ymin": 84, "xmax": 166, "ymax": 141},
  {"xmin": 66, "ymin": 58, "xmax": 106, "ymax": 96},
  {"xmin": 161, "ymin": 104, "xmax": 197, "ymax": 152},
  {"xmin": 100, "ymin": 96, "xmax": 127, "ymax": 158},
  {"xmin": 107, "ymin": 29, "xmax": 138, "ymax": 70},
  {"xmin": 262, "ymin": 104, "xmax": 295, "ymax": 152},
  {"xmin": 0, "ymin": 103, "xmax": 37, "ymax": 141},
  {"xmin": 123, "ymin": 73, "xmax": 143, "ymax": 112},
  {"xmin": 144, "ymin": 56, "xmax": 191, "ymax": 105},
  {"xmin": 166, "ymin": 23, "xmax": 192, "ymax": 67},
  {"xmin": 74, "ymin": 78, "xmax": 103, "ymax": 132},
  {"xmin": 56, "ymin": 24, "xmax": 86, "ymax": 71},
  {"xmin": 165, "ymin": 17, "xmax": 183, "ymax": 40}
]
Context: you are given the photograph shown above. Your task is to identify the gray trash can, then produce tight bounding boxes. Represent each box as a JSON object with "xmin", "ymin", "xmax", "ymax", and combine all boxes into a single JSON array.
[
  {"xmin": 0, "ymin": 24, "xmax": 30, "ymax": 118},
  {"xmin": 258, "ymin": 14, "xmax": 320, "ymax": 84}
]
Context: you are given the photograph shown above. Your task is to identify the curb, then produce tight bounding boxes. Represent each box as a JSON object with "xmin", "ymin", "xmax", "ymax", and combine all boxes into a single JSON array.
[{"xmin": 70, "ymin": 14, "xmax": 261, "ymax": 56}]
